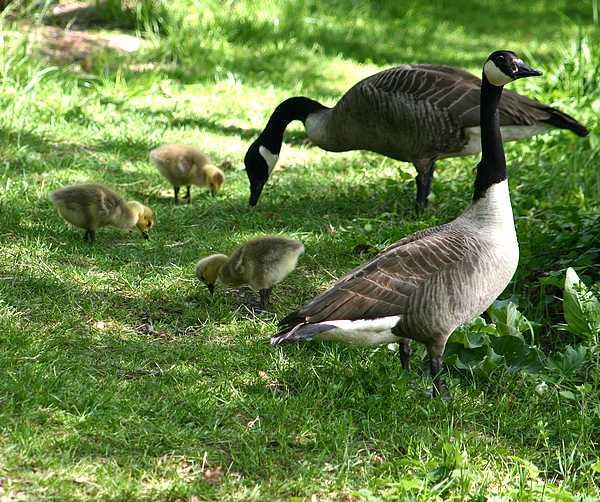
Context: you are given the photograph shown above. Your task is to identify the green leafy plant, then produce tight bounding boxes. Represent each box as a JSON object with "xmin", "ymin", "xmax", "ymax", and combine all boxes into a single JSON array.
[
  {"xmin": 545, "ymin": 345, "xmax": 589, "ymax": 378},
  {"xmin": 560, "ymin": 267, "xmax": 600, "ymax": 342},
  {"xmin": 445, "ymin": 302, "xmax": 544, "ymax": 376}
]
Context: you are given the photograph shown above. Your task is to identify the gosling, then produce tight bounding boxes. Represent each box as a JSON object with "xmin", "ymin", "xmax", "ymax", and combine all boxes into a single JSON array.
[
  {"xmin": 49, "ymin": 183, "xmax": 154, "ymax": 242},
  {"xmin": 196, "ymin": 236, "xmax": 305, "ymax": 310},
  {"xmin": 149, "ymin": 144, "xmax": 225, "ymax": 203}
]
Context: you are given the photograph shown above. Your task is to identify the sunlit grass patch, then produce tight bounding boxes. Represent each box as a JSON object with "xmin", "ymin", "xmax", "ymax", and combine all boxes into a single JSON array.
[{"xmin": 0, "ymin": 0, "xmax": 598, "ymax": 499}]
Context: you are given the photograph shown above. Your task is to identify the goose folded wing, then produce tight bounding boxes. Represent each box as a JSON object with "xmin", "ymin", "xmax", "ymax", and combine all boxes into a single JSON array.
[
  {"xmin": 281, "ymin": 229, "xmax": 477, "ymax": 328},
  {"xmin": 498, "ymin": 88, "xmax": 560, "ymax": 125},
  {"xmin": 358, "ymin": 64, "xmax": 551, "ymax": 130}
]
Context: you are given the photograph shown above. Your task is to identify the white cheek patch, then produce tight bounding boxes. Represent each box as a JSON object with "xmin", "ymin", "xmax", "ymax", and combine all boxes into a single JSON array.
[
  {"xmin": 483, "ymin": 60, "xmax": 513, "ymax": 86},
  {"xmin": 259, "ymin": 145, "xmax": 279, "ymax": 175}
]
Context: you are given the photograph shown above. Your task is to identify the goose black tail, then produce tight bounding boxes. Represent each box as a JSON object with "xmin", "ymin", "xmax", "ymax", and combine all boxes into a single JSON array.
[
  {"xmin": 542, "ymin": 106, "xmax": 589, "ymax": 137},
  {"xmin": 271, "ymin": 312, "xmax": 336, "ymax": 345}
]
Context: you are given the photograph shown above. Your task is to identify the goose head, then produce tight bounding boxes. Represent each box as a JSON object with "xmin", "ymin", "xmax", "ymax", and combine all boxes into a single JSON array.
[
  {"xmin": 483, "ymin": 50, "xmax": 542, "ymax": 86},
  {"xmin": 244, "ymin": 139, "xmax": 279, "ymax": 206},
  {"xmin": 127, "ymin": 201, "xmax": 154, "ymax": 240},
  {"xmin": 196, "ymin": 254, "xmax": 228, "ymax": 294}
]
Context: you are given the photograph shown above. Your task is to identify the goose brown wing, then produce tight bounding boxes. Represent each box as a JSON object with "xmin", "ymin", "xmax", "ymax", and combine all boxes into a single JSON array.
[
  {"xmin": 340, "ymin": 64, "xmax": 555, "ymax": 145},
  {"xmin": 405, "ymin": 65, "xmax": 555, "ymax": 127},
  {"xmin": 281, "ymin": 226, "xmax": 477, "ymax": 328}
]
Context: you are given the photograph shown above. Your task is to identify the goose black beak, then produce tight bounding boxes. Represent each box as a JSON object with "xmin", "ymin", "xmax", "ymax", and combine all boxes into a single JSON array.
[
  {"xmin": 142, "ymin": 231, "xmax": 150, "ymax": 240},
  {"xmin": 249, "ymin": 181, "xmax": 265, "ymax": 207},
  {"xmin": 207, "ymin": 283, "xmax": 215, "ymax": 295},
  {"xmin": 514, "ymin": 60, "xmax": 542, "ymax": 79}
]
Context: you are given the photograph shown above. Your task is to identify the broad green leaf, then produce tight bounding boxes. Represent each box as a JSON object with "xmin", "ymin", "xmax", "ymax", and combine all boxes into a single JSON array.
[
  {"xmin": 559, "ymin": 390, "xmax": 577, "ymax": 401},
  {"xmin": 489, "ymin": 300, "xmax": 534, "ymax": 339},
  {"xmin": 490, "ymin": 335, "xmax": 544, "ymax": 372},
  {"xmin": 447, "ymin": 330, "xmax": 488, "ymax": 349},
  {"xmin": 563, "ymin": 268, "xmax": 600, "ymax": 340},
  {"xmin": 546, "ymin": 345, "xmax": 589, "ymax": 375}
]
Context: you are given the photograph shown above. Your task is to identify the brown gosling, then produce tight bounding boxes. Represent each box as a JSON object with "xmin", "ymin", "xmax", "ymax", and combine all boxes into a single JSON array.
[
  {"xmin": 149, "ymin": 144, "xmax": 225, "ymax": 203},
  {"xmin": 49, "ymin": 183, "xmax": 154, "ymax": 243},
  {"xmin": 196, "ymin": 236, "xmax": 305, "ymax": 310}
]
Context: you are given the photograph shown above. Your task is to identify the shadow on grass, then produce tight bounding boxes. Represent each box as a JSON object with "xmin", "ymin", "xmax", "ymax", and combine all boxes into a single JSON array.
[
  {"xmin": 0, "ymin": 126, "xmax": 156, "ymax": 173},
  {"xmin": 110, "ymin": 103, "xmax": 312, "ymax": 148}
]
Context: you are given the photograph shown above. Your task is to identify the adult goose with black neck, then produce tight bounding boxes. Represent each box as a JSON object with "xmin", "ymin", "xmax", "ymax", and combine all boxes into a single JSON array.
[
  {"xmin": 245, "ymin": 58, "xmax": 587, "ymax": 211},
  {"xmin": 270, "ymin": 51, "xmax": 542, "ymax": 397}
]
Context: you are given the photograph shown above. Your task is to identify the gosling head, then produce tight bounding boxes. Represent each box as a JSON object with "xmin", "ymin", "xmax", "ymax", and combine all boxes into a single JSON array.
[
  {"xmin": 204, "ymin": 165, "xmax": 225, "ymax": 197},
  {"xmin": 483, "ymin": 50, "xmax": 542, "ymax": 87},
  {"xmin": 219, "ymin": 159, "xmax": 233, "ymax": 171},
  {"xmin": 244, "ymin": 139, "xmax": 279, "ymax": 207},
  {"xmin": 127, "ymin": 201, "xmax": 154, "ymax": 240},
  {"xmin": 195, "ymin": 254, "xmax": 228, "ymax": 295}
]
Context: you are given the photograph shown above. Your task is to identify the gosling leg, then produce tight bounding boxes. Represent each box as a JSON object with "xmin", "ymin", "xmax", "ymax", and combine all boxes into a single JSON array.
[
  {"xmin": 259, "ymin": 288, "xmax": 272, "ymax": 310},
  {"xmin": 173, "ymin": 186, "xmax": 180, "ymax": 204},
  {"xmin": 185, "ymin": 185, "xmax": 191, "ymax": 203}
]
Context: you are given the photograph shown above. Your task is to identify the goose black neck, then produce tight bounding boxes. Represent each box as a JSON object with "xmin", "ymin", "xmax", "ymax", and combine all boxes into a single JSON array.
[
  {"xmin": 259, "ymin": 97, "xmax": 327, "ymax": 154},
  {"xmin": 473, "ymin": 75, "xmax": 507, "ymax": 201}
]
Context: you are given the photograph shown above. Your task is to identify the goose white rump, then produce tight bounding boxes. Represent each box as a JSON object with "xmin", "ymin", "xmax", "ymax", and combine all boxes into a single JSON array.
[{"xmin": 273, "ymin": 316, "xmax": 403, "ymax": 346}]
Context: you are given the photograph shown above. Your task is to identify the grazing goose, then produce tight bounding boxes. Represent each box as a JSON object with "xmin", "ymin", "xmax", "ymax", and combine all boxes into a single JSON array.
[
  {"xmin": 245, "ymin": 61, "xmax": 587, "ymax": 211},
  {"xmin": 150, "ymin": 144, "xmax": 225, "ymax": 203},
  {"xmin": 271, "ymin": 50, "xmax": 542, "ymax": 396},
  {"xmin": 50, "ymin": 183, "xmax": 154, "ymax": 242},
  {"xmin": 196, "ymin": 236, "xmax": 304, "ymax": 310}
]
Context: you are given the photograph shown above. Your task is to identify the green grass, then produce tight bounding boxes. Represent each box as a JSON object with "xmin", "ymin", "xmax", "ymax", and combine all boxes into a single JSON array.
[{"xmin": 0, "ymin": 0, "xmax": 599, "ymax": 499}]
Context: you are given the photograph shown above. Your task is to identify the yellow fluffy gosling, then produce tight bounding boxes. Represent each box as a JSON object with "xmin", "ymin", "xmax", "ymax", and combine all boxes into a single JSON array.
[
  {"xmin": 149, "ymin": 144, "xmax": 225, "ymax": 203},
  {"xmin": 50, "ymin": 183, "xmax": 154, "ymax": 242},
  {"xmin": 196, "ymin": 236, "xmax": 305, "ymax": 309}
]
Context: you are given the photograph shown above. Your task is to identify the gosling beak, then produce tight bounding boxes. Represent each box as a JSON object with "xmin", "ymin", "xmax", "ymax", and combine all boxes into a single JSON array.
[
  {"xmin": 513, "ymin": 59, "xmax": 542, "ymax": 79},
  {"xmin": 211, "ymin": 190, "xmax": 217, "ymax": 198},
  {"xmin": 142, "ymin": 231, "xmax": 150, "ymax": 240},
  {"xmin": 207, "ymin": 283, "xmax": 215, "ymax": 295}
]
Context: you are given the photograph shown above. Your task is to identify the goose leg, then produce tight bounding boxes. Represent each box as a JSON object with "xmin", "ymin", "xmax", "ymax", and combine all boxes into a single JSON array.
[
  {"xmin": 259, "ymin": 288, "xmax": 272, "ymax": 310},
  {"xmin": 173, "ymin": 186, "xmax": 180, "ymax": 203},
  {"xmin": 427, "ymin": 343, "xmax": 448, "ymax": 398},
  {"xmin": 414, "ymin": 159, "xmax": 436, "ymax": 213},
  {"xmin": 399, "ymin": 338, "xmax": 412, "ymax": 370},
  {"xmin": 185, "ymin": 186, "xmax": 191, "ymax": 203}
]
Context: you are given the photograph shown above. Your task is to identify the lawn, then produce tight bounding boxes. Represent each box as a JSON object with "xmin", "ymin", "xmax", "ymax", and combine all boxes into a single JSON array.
[{"xmin": 0, "ymin": 0, "xmax": 599, "ymax": 499}]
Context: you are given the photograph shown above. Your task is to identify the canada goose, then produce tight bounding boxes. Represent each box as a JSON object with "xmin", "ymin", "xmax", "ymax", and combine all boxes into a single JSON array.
[
  {"xmin": 196, "ymin": 236, "xmax": 304, "ymax": 309},
  {"xmin": 271, "ymin": 51, "xmax": 542, "ymax": 397},
  {"xmin": 245, "ymin": 61, "xmax": 587, "ymax": 211},
  {"xmin": 49, "ymin": 183, "xmax": 154, "ymax": 242},
  {"xmin": 149, "ymin": 144, "xmax": 225, "ymax": 203}
]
